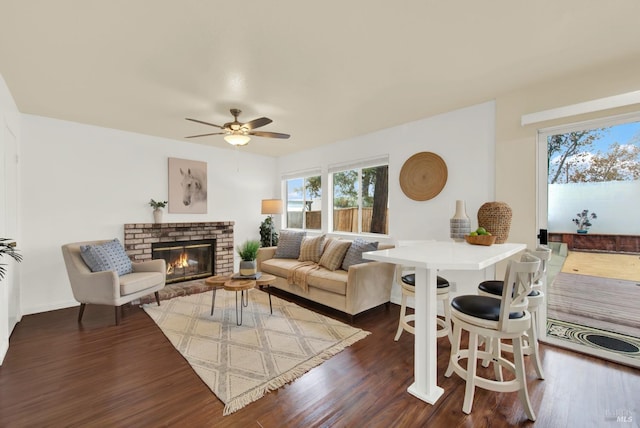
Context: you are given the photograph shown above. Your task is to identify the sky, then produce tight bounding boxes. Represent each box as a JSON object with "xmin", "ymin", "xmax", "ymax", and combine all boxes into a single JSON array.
[
  {"xmin": 547, "ymin": 119, "xmax": 640, "ymax": 182},
  {"xmin": 591, "ymin": 120, "xmax": 640, "ymax": 152}
]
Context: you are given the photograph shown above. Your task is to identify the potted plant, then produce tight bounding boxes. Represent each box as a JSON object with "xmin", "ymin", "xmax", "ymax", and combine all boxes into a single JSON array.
[
  {"xmin": 149, "ymin": 199, "xmax": 168, "ymax": 224},
  {"xmin": 259, "ymin": 216, "xmax": 279, "ymax": 247},
  {"xmin": 237, "ymin": 240, "xmax": 261, "ymax": 276},
  {"xmin": 572, "ymin": 209, "xmax": 597, "ymax": 233},
  {"xmin": 0, "ymin": 238, "xmax": 23, "ymax": 281}
]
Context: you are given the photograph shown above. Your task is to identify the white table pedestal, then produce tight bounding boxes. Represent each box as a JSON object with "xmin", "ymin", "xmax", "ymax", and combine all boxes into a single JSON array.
[{"xmin": 365, "ymin": 241, "xmax": 526, "ymax": 404}]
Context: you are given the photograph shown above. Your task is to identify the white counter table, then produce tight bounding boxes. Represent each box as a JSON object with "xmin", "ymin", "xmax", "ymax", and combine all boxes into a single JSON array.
[{"xmin": 364, "ymin": 240, "xmax": 526, "ymax": 404}]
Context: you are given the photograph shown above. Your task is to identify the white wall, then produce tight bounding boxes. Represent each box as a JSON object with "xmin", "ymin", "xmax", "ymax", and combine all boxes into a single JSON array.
[
  {"xmin": 495, "ymin": 56, "xmax": 640, "ymax": 254},
  {"xmin": 548, "ymin": 181, "xmax": 640, "ymax": 234},
  {"xmin": 20, "ymin": 115, "xmax": 278, "ymax": 315},
  {"xmin": 0, "ymin": 74, "xmax": 21, "ymax": 364},
  {"xmin": 278, "ymin": 101, "xmax": 498, "ymax": 303}
]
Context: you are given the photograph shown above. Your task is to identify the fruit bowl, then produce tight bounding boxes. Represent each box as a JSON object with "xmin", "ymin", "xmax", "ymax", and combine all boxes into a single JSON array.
[{"xmin": 464, "ymin": 234, "xmax": 497, "ymax": 246}]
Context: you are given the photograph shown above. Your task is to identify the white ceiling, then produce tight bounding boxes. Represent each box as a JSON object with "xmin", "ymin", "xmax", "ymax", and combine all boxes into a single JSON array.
[{"xmin": 1, "ymin": 1, "xmax": 640, "ymax": 157}]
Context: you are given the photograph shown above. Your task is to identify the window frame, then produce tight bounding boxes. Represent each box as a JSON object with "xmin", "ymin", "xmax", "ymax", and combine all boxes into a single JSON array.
[
  {"xmin": 329, "ymin": 156, "xmax": 389, "ymax": 236},
  {"xmin": 282, "ymin": 170, "xmax": 322, "ymax": 231}
]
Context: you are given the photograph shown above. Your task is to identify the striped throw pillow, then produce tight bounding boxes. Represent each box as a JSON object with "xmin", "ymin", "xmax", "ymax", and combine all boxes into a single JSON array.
[
  {"xmin": 298, "ymin": 235, "xmax": 325, "ymax": 262},
  {"xmin": 319, "ymin": 238, "xmax": 352, "ymax": 271}
]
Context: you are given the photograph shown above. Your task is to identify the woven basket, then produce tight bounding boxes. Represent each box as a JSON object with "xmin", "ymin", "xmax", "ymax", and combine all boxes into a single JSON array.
[{"xmin": 477, "ymin": 202, "xmax": 512, "ymax": 244}]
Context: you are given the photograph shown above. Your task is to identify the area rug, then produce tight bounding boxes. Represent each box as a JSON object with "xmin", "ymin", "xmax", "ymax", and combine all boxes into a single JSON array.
[
  {"xmin": 143, "ymin": 288, "xmax": 370, "ymax": 415},
  {"xmin": 547, "ymin": 318, "xmax": 640, "ymax": 362}
]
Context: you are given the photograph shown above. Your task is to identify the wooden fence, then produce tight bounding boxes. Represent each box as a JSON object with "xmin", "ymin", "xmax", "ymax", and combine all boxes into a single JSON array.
[{"xmin": 290, "ymin": 208, "xmax": 387, "ymax": 234}]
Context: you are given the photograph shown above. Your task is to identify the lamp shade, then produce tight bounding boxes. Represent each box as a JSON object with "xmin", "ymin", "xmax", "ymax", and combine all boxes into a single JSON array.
[
  {"xmin": 224, "ymin": 133, "xmax": 251, "ymax": 146},
  {"xmin": 261, "ymin": 199, "xmax": 283, "ymax": 215}
]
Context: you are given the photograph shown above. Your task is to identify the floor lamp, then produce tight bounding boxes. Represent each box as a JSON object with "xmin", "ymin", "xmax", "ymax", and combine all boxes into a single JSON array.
[{"xmin": 261, "ymin": 199, "xmax": 283, "ymax": 247}]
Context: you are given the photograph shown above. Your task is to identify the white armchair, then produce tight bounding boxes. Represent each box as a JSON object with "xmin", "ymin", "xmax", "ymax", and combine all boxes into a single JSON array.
[{"xmin": 61, "ymin": 240, "xmax": 166, "ymax": 325}]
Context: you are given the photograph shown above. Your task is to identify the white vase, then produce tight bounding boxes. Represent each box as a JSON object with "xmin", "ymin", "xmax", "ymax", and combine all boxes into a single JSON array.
[
  {"xmin": 450, "ymin": 200, "xmax": 471, "ymax": 241},
  {"xmin": 153, "ymin": 208, "xmax": 163, "ymax": 224}
]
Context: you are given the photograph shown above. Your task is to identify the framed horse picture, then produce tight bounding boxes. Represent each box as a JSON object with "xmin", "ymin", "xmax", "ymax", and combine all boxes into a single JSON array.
[{"xmin": 168, "ymin": 157, "xmax": 208, "ymax": 214}]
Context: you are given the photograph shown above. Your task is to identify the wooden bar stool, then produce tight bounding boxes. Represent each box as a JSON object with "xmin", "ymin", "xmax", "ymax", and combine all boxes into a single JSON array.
[
  {"xmin": 445, "ymin": 253, "xmax": 541, "ymax": 421},
  {"xmin": 477, "ymin": 246, "xmax": 551, "ymax": 379},
  {"xmin": 394, "ymin": 266, "xmax": 451, "ymax": 342}
]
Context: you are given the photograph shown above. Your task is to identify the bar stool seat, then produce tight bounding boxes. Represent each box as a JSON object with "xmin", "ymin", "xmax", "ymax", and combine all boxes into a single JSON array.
[{"xmin": 394, "ymin": 268, "xmax": 452, "ymax": 342}]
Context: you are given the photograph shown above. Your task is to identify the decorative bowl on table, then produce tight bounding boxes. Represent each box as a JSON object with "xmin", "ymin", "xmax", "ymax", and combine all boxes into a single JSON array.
[{"xmin": 464, "ymin": 234, "xmax": 497, "ymax": 246}]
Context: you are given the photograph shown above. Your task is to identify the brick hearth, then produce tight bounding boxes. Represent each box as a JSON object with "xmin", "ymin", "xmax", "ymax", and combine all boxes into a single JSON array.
[{"xmin": 123, "ymin": 222, "xmax": 235, "ymax": 277}]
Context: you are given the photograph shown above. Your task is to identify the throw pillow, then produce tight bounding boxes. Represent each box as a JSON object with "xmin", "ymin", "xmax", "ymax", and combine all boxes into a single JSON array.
[
  {"xmin": 341, "ymin": 238, "xmax": 379, "ymax": 270},
  {"xmin": 274, "ymin": 230, "xmax": 306, "ymax": 259},
  {"xmin": 298, "ymin": 234, "xmax": 325, "ymax": 262},
  {"xmin": 80, "ymin": 238, "xmax": 133, "ymax": 276},
  {"xmin": 318, "ymin": 238, "xmax": 352, "ymax": 271}
]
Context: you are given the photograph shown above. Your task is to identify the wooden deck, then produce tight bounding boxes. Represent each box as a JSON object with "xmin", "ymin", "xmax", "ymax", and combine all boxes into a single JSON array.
[
  {"xmin": 547, "ymin": 272, "xmax": 640, "ymax": 338},
  {"xmin": 547, "ymin": 251, "xmax": 640, "ymax": 338}
]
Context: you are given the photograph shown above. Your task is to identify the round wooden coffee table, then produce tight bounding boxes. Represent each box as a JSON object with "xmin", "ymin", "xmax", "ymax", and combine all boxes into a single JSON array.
[
  {"xmin": 223, "ymin": 278, "xmax": 256, "ymax": 325},
  {"xmin": 204, "ymin": 274, "xmax": 231, "ymax": 316},
  {"xmin": 205, "ymin": 273, "xmax": 277, "ymax": 325},
  {"xmin": 255, "ymin": 273, "xmax": 276, "ymax": 314}
]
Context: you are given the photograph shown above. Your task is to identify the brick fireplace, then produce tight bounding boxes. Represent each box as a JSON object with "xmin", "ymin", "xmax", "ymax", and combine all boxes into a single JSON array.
[{"xmin": 123, "ymin": 222, "xmax": 234, "ymax": 282}]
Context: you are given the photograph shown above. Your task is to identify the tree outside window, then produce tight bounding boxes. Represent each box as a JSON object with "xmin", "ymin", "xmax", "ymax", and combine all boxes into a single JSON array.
[
  {"xmin": 332, "ymin": 164, "xmax": 388, "ymax": 234},
  {"xmin": 546, "ymin": 120, "xmax": 640, "ymax": 234},
  {"xmin": 548, "ymin": 123, "xmax": 640, "ymax": 184}
]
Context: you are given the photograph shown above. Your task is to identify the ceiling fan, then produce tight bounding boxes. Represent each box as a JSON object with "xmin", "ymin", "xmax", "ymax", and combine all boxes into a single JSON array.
[{"xmin": 185, "ymin": 108, "xmax": 290, "ymax": 146}]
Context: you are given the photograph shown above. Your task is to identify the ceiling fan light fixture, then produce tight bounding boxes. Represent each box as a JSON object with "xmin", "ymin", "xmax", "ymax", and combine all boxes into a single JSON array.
[
  {"xmin": 186, "ymin": 108, "xmax": 289, "ymax": 143},
  {"xmin": 224, "ymin": 133, "xmax": 251, "ymax": 146}
]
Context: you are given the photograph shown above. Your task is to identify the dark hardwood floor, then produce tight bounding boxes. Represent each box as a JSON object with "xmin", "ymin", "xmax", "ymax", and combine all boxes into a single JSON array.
[{"xmin": 1, "ymin": 292, "xmax": 638, "ymax": 427}]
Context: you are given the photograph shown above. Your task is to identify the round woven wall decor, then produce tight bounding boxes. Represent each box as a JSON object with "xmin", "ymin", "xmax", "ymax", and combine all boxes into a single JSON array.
[{"xmin": 399, "ymin": 152, "xmax": 448, "ymax": 201}]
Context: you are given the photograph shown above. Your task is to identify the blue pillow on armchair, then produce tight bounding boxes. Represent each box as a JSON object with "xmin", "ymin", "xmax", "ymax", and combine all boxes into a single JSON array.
[{"xmin": 80, "ymin": 239, "xmax": 133, "ymax": 276}]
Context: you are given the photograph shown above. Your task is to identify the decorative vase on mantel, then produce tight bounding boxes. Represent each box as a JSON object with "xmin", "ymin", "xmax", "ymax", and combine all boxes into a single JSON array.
[
  {"xmin": 153, "ymin": 208, "xmax": 163, "ymax": 224},
  {"xmin": 450, "ymin": 200, "xmax": 471, "ymax": 241}
]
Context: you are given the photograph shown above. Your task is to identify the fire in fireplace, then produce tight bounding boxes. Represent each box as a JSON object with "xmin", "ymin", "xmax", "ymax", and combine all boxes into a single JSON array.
[{"xmin": 152, "ymin": 239, "xmax": 215, "ymax": 284}]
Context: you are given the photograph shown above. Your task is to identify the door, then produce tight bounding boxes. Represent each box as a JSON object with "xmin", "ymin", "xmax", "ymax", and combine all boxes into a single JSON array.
[
  {"xmin": 537, "ymin": 114, "xmax": 640, "ymax": 368},
  {"xmin": 1, "ymin": 112, "xmax": 20, "ymax": 364}
]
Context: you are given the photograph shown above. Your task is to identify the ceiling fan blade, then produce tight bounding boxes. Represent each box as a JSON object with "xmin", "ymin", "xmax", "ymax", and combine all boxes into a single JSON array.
[
  {"xmin": 185, "ymin": 118, "xmax": 225, "ymax": 129},
  {"xmin": 249, "ymin": 131, "xmax": 291, "ymax": 139},
  {"xmin": 185, "ymin": 132, "xmax": 226, "ymax": 138},
  {"xmin": 243, "ymin": 117, "xmax": 272, "ymax": 130}
]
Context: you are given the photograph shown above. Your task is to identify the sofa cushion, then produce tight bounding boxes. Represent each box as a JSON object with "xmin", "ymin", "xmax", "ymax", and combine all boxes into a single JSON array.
[
  {"xmin": 306, "ymin": 267, "xmax": 348, "ymax": 295},
  {"xmin": 119, "ymin": 272, "xmax": 164, "ymax": 296},
  {"xmin": 80, "ymin": 239, "xmax": 133, "ymax": 276},
  {"xmin": 298, "ymin": 234, "xmax": 325, "ymax": 263},
  {"xmin": 319, "ymin": 239, "xmax": 352, "ymax": 271},
  {"xmin": 275, "ymin": 230, "xmax": 306, "ymax": 259},
  {"xmin": 262, "ymin": 258, "xmax": 348, "ymax": 295},
  {"xmin": 260, "ymin": 258, "xmax": 304, "ymax": 278},
  {"xmin": 341, "ymin": 238, "xmax": 379, "ymax": 270}
]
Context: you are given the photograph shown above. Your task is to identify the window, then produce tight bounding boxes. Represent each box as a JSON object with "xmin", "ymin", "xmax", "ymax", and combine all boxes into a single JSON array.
[
  {"xmin": 541, "ymin": 114, "xmax": 640, "ymax": 234},
  {"xmin": 284, "ymin": 173, "xmax": 322, "ymax": 230},
  {"xmin": 330, "ymin": 157, "xmax": 389, "ymax": 235},
  {"xmin": 546, "ymin": 119, "xmax": 640, "ymax": 184}
]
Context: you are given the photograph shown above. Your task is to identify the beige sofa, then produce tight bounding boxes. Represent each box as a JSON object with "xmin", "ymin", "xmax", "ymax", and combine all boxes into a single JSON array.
[{"xmin": 257, "ymin": 239, "xmax": 395, "ymax": 319}]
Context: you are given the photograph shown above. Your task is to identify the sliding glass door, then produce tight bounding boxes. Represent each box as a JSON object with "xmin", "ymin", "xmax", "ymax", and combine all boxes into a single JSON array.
[{"xmin": 537, "ymin": 113, "xmax": 640, "ymax": 368}]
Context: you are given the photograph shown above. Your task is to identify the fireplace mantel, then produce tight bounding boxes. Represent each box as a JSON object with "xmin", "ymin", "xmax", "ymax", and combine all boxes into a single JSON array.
[{"xmin": 124, "ymin": 222, "xmax": 234, "ymax": 277}]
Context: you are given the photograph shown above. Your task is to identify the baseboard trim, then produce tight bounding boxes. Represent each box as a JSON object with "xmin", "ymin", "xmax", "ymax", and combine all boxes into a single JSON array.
[{"xmin": 22, "ymin": 299, "xmax": 79, "ymax": 316}]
